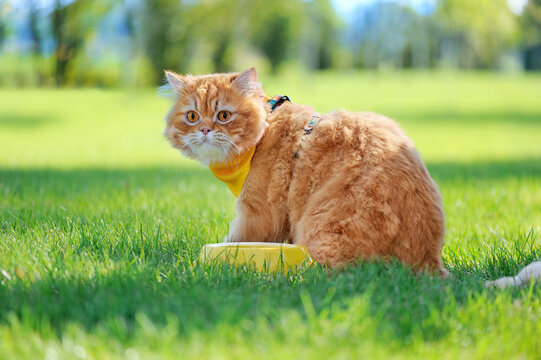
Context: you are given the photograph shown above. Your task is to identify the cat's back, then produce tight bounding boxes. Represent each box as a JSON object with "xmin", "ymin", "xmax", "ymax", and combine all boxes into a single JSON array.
[
  {"xmin": 294, "ymin": 109, "xmax": 416, "ymax": 171},
  {"xmin": 288, "ymin": 108, "xmax": 445, "ymax": 272},
  {"xmin": 310, "ymin": 110, "xmax": 412, "ymax": 154}
]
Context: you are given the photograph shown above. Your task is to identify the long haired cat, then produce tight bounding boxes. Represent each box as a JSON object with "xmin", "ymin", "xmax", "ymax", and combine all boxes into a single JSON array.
[{"xmin": 163, "ymin": 68, "xmax": 447, "ymax": 276}]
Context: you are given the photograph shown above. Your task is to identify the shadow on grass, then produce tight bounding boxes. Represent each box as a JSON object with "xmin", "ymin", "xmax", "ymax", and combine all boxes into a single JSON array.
[
  {"xmin": 0, "ymin": 259, "xmax": 491, "ymax": 345},
  {"xmin": 0, "ymin": 158, "xmax": 540, "ymax": 343},
  {"xmin": 0, "ymin": 157, "xmax": 539, "ymax": 198},
  {"xmin": 0, "ymin": 165, "xmax": 214, "ymax": 199},
  {"xmin": 0, "ymin": 165, "xmax": 229, "ymax": 246},
  {"xmin": 1, "ymin": 254, "xmax": 538, "ymax": 346},
  {"xmin": 0, "ymin": 113, "xmax": 57, "ymax": 129},
  {"xmin": 401, "ymin": 110, "xmax": 541, "ymax": 125},
  {"xmin": 426, "ymin": 157, "xmax": 541, "ymax": 183}
]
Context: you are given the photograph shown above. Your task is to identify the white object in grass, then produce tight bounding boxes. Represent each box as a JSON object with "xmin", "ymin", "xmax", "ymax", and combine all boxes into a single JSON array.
[{"xmin": 486, "ymin": 261, "xmax": 541, "ymax": 288}]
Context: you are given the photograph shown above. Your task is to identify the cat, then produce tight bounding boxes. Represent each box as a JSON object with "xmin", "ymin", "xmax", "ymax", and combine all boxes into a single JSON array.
[{"xmin": 163, "ymin": 68, "xmax": 447, "ymax": 276}]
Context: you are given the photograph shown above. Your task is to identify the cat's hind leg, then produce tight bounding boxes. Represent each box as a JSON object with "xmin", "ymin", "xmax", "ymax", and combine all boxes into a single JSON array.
[
  {"xmin": 293, "ymin": 179, "xmax": 389, "ymax": 268},
  {"xmin": 293, "ymin": 175, "xmax": 446, "ymax": 275}
]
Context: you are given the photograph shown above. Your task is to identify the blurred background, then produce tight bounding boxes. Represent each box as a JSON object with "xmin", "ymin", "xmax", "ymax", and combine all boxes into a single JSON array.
[
  {"xmin": 1, "ymin": 0, "xmax": 540, "ymax": 170},
  {"xmin": 1, "ymin": 0, "xmax": 540, "ymax": 87},
  {"xmin": 2, "ymin": 3, "xmax": 541, "ymax": 357}
]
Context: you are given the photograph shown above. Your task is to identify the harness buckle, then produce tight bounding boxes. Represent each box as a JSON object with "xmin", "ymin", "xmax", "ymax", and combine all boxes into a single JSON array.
[{"xmin": 304, "ymin": 114, "xmax": 320, "ymax": 135}]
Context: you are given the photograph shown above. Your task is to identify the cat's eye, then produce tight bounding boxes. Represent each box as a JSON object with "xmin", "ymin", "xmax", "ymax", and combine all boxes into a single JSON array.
[
  {"xmin": 217, "ymin": 110, "xmax": 232, "ymax": 123},
  {"xmin": 185, "ymin": 111, "xmax": 199, "ymax": 124}
]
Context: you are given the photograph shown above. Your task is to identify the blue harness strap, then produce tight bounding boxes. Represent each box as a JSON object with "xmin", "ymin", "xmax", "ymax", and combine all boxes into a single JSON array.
[
  {"xmin": 267, "ymin": 95, "xmax": 291, "ymax": 112},
  {"xmin": 265, "ymin": 94, "xmax": 320, "ymax": 158},
  {"xmin": 294, "ymin": 113, "xmax": 321, "ymax": 159}
]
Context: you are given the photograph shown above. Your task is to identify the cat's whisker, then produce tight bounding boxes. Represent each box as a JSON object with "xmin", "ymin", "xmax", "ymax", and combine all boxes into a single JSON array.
[
  {"xmin": 213, "ymin": 140, "xmax": 234, "ymax": 163},
  {"xmin": 178, "ymin": 131, "xmax": 240, "ymax": 164},
  {"xmin": 214, "ymin": 132, "xmax": 240, "ymax": 154},
  {"xmin": 222, "ymin": 144, "xmax": 232, "ymax": 163},
  {"xmin": 225, "ymin": 145, "xmax": 238, "ymax": 162}
]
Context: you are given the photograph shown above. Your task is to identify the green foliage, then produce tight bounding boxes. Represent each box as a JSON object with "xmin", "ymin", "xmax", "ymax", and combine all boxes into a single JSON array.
[
  {"xmin": 522, "ymin": 0, "xmax": 541, "ymax": 46},
  {"xmin": 28, "ymin": 0, "xmax": 43, "ymax": 55},
  {"xmin": 0, "ymin": 0, "xmax": 8, "ymax": 48},
  {"xmin": 0, "ymin": 72, "xmax": 541, "ymax": 357},
  {"xmin": 251, "ymin": 9, "xmax": 293, "ymax": 73},
  {"xmin": 309, "ymin": 0, "xmax": 341, "ymax": 69},
  {"xmin": 249, "ymin": 0, "xmax": 339, "ymax": 73},
  {"xmin": 352, "ymin": 2, "xmax": 421, "ymax": 69},
  {"xmin": 139, "ymin": 0, "xmax": 197, "ymax": 82},
  {"xmin": 436, "ymin": 0, "xmax": 519, "ymax": 68},
  {"xmin": 3, "ymin": 0, "xmax": 541, "ymax": 88},
  {"xmin": 0, "ymin": 55, "xmax": 55, "ymax": 87},
  {"xmin": 195, "ymin": 0, "xmax": 239, "ymax": 73},
  {"xmin": 51, "ymin": 0, "xmax": 112, "ymax": 86}
]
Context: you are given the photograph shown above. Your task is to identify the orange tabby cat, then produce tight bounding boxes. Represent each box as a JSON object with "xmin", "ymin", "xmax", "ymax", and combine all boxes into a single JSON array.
[{"xmin": 163, "ymin": 68, "xmax": 447, "ymax": 275}]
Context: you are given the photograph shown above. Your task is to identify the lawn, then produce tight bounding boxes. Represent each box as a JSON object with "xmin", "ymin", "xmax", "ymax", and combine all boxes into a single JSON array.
[{"xmin": 1, "ymin": 71, "xmax": 540, "ymax": 359}]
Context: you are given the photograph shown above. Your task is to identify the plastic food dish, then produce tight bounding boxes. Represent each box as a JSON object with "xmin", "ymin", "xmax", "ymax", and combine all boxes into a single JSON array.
[{"xmin": 200, "ymin": 242, "xmax": 315, "ymax": 273}]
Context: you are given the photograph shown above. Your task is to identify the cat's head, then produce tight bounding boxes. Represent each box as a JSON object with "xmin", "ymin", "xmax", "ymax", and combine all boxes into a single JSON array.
[{"xmin": 163, "ymin": 68, "xmax": 267, "ymax": 165}]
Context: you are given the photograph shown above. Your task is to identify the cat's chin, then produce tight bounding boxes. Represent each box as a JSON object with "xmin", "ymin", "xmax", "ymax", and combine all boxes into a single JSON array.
[
  {"xmin": 184, "ymin": 144, "xmax": 238, "ymax": 166},
  {"xmin": 179, "ymin": 132, "xmax": 238, "ymax": 165}
]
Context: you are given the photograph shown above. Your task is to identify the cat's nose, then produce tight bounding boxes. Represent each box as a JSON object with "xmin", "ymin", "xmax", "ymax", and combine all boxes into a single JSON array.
[{"xmin": 201, "ymin": 128, "xmax": 212, "ymax": 136}]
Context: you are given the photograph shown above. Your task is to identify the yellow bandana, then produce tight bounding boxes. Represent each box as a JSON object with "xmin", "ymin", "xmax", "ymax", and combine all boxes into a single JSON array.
[{"xmin": 208, "ymin": 146, "xmax": 256, "ymax": 197}]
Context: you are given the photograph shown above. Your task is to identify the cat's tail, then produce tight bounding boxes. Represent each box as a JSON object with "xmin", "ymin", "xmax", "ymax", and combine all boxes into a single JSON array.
[{"xmin": 485, "ymin": 261, "xmax": 541, "ymax": 288}]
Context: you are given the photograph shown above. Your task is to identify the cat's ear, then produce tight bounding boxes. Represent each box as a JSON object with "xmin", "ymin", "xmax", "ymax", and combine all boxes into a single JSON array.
[
  {"xmin": 164, "ymin": 71, "xmax": 186, "ymax": 93},
  {"xmin": 232, "ymin": 67, "xmax": 262, "ymax": 95}
]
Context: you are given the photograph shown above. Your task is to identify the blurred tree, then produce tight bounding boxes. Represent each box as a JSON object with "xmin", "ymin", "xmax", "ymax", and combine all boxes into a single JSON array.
[
  {"xmin": 0, "ymin": 0, "xmax": 9, "ymax": 49},
  {"xmin": 436, "ymin": 0, "xmax": 518, "ymax": 68},
  {"xmin": 249, "ymin": 0, "xmax": 302, "ymax": 73},
  {"xmin": 351, "ymin": 2, "xmax": 418, "ymax": 69},
  {"xmin": 212, "ymin": 32, "xmax": 233, "ymax": 72},
  {"xmin": 51, "ymin": 0, "xmax": 111, "ymax": 86},
  {"xmin": 123, "ymin": 0, "xmax": 136, "ymax": 51},
  {"xmin": 195, "ymin": 0, "xmax": 238, "ymax": 73},
  {"xmin": 253, "ymin": 13, "xmax": 291, "ymax": 73},
  {"xmin": 118, "ymin": 0, "xmax": 140, "ymax": 85},
  {"xmin": 140, "ymin": 0, "xmax": 196, "ymax": 83},
  {"xmin": 522, "ymin": 0, "xmax": 541, "ymax": 70},
  {"xmin": 6, "ymin": 0, "xmax": 538, "ymax": 87},
  {"xmin": 28, "ymin": 0, "xmax": 52, "ymax": 86},
  {"xmin": 406, "ymin": 14, "xmax": 434, "ymax": 68},
  {"xmin": 28, "ymin": 0, "xmax": 43, "ymax": 55},
  {"xmin": 522, "ymin": 0, "xmax": 541, "ymax": 45},
  {"xmin": 305, "ymin": 0, "xmax": 340, "ymax": 70}
]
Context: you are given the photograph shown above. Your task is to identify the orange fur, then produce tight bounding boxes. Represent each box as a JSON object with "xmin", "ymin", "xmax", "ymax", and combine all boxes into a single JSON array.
[{"xmin": 164, "ymin": 68, "xmax": 447, "ymax": 276}]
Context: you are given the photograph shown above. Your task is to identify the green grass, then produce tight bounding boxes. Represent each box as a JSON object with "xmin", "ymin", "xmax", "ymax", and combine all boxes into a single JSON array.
[{"xmin": 1, "ymin": 71, "xmax": 541, "ymax": 359}]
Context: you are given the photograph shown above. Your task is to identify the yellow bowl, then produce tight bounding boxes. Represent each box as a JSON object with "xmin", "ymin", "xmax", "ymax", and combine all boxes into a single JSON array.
[{"xmin": 200, "ymin": 242, "xmax": 315, "ymax": 273}]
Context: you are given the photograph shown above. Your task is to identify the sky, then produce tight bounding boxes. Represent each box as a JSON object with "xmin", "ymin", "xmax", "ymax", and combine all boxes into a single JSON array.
[
  {"xmin": 332, "ymin": 0, "xmax": 436, "ymax": 17},
  {"xmin": 507, "ymin": 0, "xmax": 529, "ymax": 14},
  {"xmin": 331, "ymin": 0, "xmax": 530, "ymax": 17}
]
